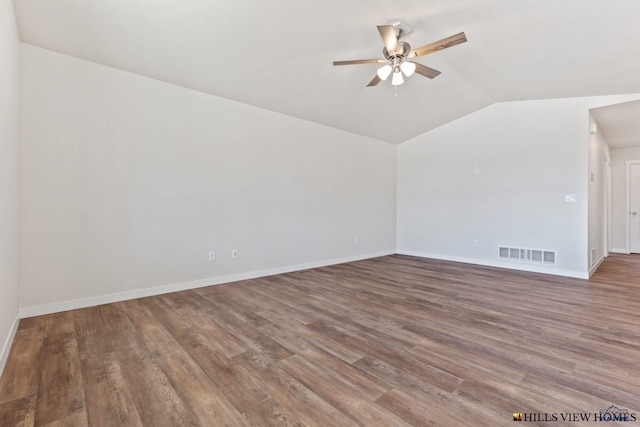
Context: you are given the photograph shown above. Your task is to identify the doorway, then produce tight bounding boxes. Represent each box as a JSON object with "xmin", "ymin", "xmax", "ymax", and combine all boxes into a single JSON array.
[{"xmin": 627, "ymin": 160, "xmax": 640, "ymax": 253}]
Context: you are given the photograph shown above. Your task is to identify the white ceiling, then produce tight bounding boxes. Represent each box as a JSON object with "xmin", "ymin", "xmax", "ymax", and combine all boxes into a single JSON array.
[{"xmin": 13, "ymin": 0, "xmax": 640, "ymax": 144}]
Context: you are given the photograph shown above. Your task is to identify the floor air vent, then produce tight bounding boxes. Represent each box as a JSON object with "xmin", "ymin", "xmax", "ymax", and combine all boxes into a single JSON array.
[{"xmin": 499, "ymin": 247, "xmax": 556, "ymax": 265}]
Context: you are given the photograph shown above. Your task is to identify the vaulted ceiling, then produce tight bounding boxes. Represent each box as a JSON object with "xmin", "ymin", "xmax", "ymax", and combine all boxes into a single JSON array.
[{"xmin": 13, "ymin": 0, "xmax": 640, "ymax": 144}]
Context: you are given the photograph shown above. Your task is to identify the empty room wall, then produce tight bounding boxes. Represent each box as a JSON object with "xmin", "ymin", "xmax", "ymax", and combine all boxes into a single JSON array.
[
  {"xmin": 398, "ymin": 95, "xmax": 640, "ymax": 278},
  {"xmin": 0, "ymin": 0, "xmax": 20, "ymax": 372},
  {"xmin": 18, "ymin": 44, "xmax": 397, "ymax": 314}
]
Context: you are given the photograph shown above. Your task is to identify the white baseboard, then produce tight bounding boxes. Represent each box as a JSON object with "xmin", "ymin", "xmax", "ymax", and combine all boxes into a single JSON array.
[
  {"xmin": 17, "ymin": 247, "xmax": 593, "ymax": 319},
  {"xmin": 610, "ymin": 248, "xmax": 629, "ymax": 254},
  {"xmin": 397, "ymin": 250, "xmax": 589, "ymax": 279},
  {"xmin": 588, "ymin": 256, "xmax": 605, "ymax": 277},
  {"xmin": 0, "ymin": 314, "xmax": 20, "ymax": 379},
  {"xmin": 19, "ymin": 250, "xmax": 395, "ymax": 318}
]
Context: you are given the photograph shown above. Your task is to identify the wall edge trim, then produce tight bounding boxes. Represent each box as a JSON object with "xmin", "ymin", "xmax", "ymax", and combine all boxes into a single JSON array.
[
  {"xmin": 397, "ymin": 250, "xmax": 589, "ymax": 279},
  {"xmin": 19, "ymin": 250, "xmax": 395, "ymax": 318},
  {"xmin": 0, "ymin": 314, "xmax": 20, "ymax": 378}
]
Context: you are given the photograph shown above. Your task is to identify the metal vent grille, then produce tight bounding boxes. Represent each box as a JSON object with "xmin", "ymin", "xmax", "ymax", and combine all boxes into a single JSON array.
[{"xmin": 499, "ymin": 246, "xmax": 556, "ymax": 265}]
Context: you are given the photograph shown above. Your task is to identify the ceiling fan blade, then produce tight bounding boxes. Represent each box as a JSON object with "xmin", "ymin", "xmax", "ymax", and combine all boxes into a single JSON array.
[
  {"xmin": 367, "ymin": 75, "xmax": 382, "ymax": 87},
  {"xmin": 333, "ymin": 59, "xmax": 385, "ymax": 66},
  {"xmin": 377, "ymin": 25, "xmax": 399, "ymax": 55},
  {"xmin": 408, "ymin": 32, "xmax": 467, "ymax": 58},
  {"xmin": 413, "ymin": 63, "xmax": 441, "ymax": 79}
]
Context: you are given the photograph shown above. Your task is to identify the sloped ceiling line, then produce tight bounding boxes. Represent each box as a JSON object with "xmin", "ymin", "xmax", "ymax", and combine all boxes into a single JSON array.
[{"xmin": 14, "ymin": 0, "xmax": 640, "ymax": 144}]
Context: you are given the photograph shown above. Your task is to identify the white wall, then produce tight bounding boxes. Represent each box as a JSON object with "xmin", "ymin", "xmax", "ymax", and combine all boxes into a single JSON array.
[
  {"xmin": 398, "ymin": 95, "xmax": 640, "ymax": 278},
  {"xmin": 587, "ymin": 113, "xmax": 611, "ymax": 274},
  {"xmin": 19, "ymin": 44, "xmax": 397, "ymax": 313},
  {"xmin": 13, "ymin": 42, "xmax": 640, "ymax": 320},
  {"xmin": 610, "ymin": 146, "xmax": 640, "ymax": 252},
  {"xmin": 0, "ymin": 0, "xmax": 20, "ymax": 374}
]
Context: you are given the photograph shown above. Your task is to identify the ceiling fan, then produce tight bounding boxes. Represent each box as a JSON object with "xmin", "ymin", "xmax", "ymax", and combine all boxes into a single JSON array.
[{"xmin": 333, "ymin": 23, "xmax": 467, "ymax": 87}]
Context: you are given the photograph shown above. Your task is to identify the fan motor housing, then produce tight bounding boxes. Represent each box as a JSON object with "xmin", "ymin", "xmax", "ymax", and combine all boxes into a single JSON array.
[{"xmin": 383, "ymin": 41, "xmax": 411, "ymax": 59}]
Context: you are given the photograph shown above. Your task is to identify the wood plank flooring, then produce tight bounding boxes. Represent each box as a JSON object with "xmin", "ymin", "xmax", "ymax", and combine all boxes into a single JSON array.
[{"xmin": 2, "ymin": 254, "xmax": 640, "ymax": 426}]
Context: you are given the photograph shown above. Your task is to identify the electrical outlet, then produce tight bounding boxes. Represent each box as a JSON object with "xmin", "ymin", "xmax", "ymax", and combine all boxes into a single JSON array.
[
  {"xmin": 208, "ymin": 251, "xmax": 216, "ymax": 262},
  {"xmin": 473, "ymin": 240, "xmax": 479, "ymax": 248},
  {"xmin": 232, "ymin": 249, "xmax": 238, "ymax": 260},
  {"xmin": 354, "ymin": 237, "xmax": 359, "ymax": 245}
]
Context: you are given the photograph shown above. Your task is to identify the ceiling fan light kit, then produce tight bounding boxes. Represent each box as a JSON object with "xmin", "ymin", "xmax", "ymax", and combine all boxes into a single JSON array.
[
  {"xmin": 400, "ymin": 61, "xmax": 416, "ymax": 77},
  {"xmin": 391, "ymin": 70, "xmax": 404, "ymax": 86},
  {"xmin": 377, "ymin": 64, "xmax": 393, "ymax": 80},
  {"xmin": 333, "ymin": 22, "xmax": 467, "ymax": 88}
]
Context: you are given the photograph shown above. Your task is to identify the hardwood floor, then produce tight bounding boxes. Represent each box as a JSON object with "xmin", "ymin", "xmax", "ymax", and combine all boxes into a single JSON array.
[{"xmin": 1, "ymin": 254, "xmax": 640, "ymax": 426}]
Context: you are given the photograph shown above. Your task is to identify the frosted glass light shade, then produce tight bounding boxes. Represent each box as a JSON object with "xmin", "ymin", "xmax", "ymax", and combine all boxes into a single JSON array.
[
  {"xmin": 400, "ymin": 61, "xmax": 416, "ymax": 77},
  {"xmin": 391, "ymin": 70, "xmax": 404, "ymax": 86},
  {"xmin": 377, "ymin": 64, "xmax": 392, "ymax": 80}
]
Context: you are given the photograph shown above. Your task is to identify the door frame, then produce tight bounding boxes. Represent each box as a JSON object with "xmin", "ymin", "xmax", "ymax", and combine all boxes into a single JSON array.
[
  {"xmin": 625, "ymin": 160, "xmax": 640, "ymax": 253},
  {"xmin": 604, "ymin": 157, "xmax": 611, "ymax": 258}
]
